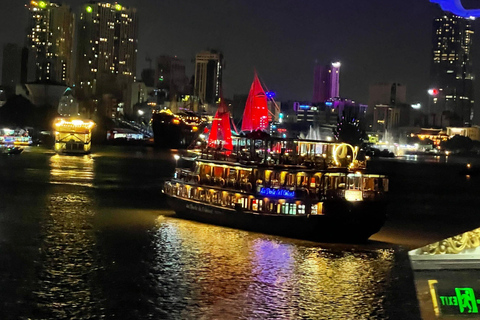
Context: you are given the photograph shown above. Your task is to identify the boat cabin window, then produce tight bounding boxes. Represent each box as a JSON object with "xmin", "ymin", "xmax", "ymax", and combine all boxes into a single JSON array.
[
  {"xmin": 297, "ymin": 174, "xmax": 309, "ymax": 187},
  {"xmin": 363, "ymin": 176, "xmax": 389, "ymax": 192},
  {"xmin": 312, "ymin": 174, "xmax": 322, "ymax": 188},
  {"xmin": 285, "ymin": 173, "xmax": 295, "ymax": 187},
  {"xmin": 239, "ymin": 170, "xmax": 250, "ymax": 182},
  {"xmin": 200, "ymin": 165, "xmax": 212, "ymax": 176},
  {"xmin": 323, "ymin": 174, "xmax": 347, "ymax": 191},
  {"xmin": 270, "ymin": 171, "xmax": 281, "ymax": 188},
  {"xmin": 347, "ymin": 175, "xmax": 362, "ymax": 190},
  {"xmin": 227, "ymin": 168, "xmax": 237, "ymax": 181},
  {"xmin": 264, "ymin": 170, "xmax": 273, "ymax": 183},
  {"xmin": 213, "ymin": 166, "xmax": 224, "ymax": 178},
  {"xmin": 363, "ymin": 177, "xmax": 375, "ymax": 191},
  {"xmin": 336, "ymin": 175, "xmax": 346, "ymax": 189},
  {"xmin": 281, "ymin": 203, "xmax": 297, "ymax": 215},
  {"xmin": 279, "ymin": 171, "xmax": 288, "ymax": 185}
]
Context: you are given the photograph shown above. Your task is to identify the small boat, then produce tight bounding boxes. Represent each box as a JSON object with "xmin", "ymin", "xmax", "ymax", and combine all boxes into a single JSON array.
[
  {"xmin": 2, "ymin": 146, "xmax": 23, "ymax": 155},
  {"xmin": 163, "ymin": 73, "xmax": 389, "ymax": 243}
]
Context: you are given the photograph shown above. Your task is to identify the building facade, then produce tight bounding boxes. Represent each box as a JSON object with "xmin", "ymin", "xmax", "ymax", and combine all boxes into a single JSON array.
[
  {"xmin": 429, "ymin": 13, "xmax": 474, "ymax": 127},
  {"xmin": 26, "ymin": 1, "xmax": 74, "ymax": 85},
  {"xmin": 194, "ymin": 50, "xmax": 223, "ymax": 104},
  {"xmin": 1, "ymin": 44, "xmax": 36, "ymax": 93},
  {"xmin": 155, "ymin": 55, "xmax": 189, "ymax": 97},
  {"xmin": 76, "ymin": 2, "xmax": 138, "ymax": 101},
  {"xmin": 312, "ymin": 62, "xmax": 340, "ymax": 103}
]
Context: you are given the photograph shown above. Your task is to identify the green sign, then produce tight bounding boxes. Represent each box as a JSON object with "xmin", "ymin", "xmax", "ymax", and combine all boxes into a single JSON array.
[{"xmin": 439, "ymin": 288, "xmax": 480, "ymax": 314}]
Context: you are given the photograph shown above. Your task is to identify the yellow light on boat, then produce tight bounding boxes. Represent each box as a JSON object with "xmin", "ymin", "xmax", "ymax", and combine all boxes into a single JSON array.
[
  {"xmin": 345, "ymin": 190, "xmax": 363, "ymax": 202},
  {"xmin": 192, "ymin": 126, "xmax": 198, "ymax": 131},
  {"xmin": 173, "ymin": 119, "xmax": 180, "ymax": 124},
  {"xmin": 54, "ymin": 119, "xmax": 65, "ymax": 127},
  {"xmin": 467, "ymin": 163, "xmax": 471, "ymax": 169}
]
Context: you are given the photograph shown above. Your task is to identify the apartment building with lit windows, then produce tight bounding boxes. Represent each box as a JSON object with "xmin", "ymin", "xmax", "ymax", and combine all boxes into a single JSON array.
[
  {"xmin": 26, "ymin": 0, "xmax": 74, "ymax": 85},
  {"xmin": 76, "ymin": 2, "xmax": 138, "ymax": 99},
  {"xmin": 429, "ymin": 13, "xmax": 474, "ymax": 127}
]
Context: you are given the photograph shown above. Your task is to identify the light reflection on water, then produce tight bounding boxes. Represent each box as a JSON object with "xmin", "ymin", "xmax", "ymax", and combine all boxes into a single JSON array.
[
  {"xmin": 149, "ymin": 216, "xmax": 402, "ymax": 319},
  {"xmin": 0, "ymin": 149, "xmax": 424, "ymax": 319},
  {"xmin": 49, "ymin": 154, "xmax": 95, "ymax": 187},
  {"xmin": 32, "ymin": 154, "xmax": 103, "ymax": 319}
]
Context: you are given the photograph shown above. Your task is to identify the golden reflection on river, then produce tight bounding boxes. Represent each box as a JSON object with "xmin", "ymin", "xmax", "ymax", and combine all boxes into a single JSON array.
[
  {"xmin": 151, "ymin": 216, "xmax": 397, "ymax": 319},
  {"xmin": 33, "ymin": 155, "xmax": 102, "ymax": 318},
  {"xmin": 49, "ymin": 154, "xmax": 95, "ymax": 188}
]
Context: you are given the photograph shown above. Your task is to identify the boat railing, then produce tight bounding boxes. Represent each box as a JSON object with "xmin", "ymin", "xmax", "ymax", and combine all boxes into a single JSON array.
[{"xmin": 194, "ymin": 146, "xmax": 365, "ymax": 170}]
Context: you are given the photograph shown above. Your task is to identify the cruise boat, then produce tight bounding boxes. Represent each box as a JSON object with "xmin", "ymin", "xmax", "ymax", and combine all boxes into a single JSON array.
[{"xmin": 164, "ymin": 73, "xmax": 388, "ymax": 242}]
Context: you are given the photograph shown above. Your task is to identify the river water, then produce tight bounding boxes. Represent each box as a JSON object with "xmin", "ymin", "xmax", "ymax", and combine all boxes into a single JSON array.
[{"xmin": 2, "ymin": 146, "xmax": 479, "ymax": 319}]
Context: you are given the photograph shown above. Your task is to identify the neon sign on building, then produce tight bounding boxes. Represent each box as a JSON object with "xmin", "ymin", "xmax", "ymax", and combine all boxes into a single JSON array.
[{"xmin": 431, "ymin": 0, "xmax": 480, "ymax": 18}]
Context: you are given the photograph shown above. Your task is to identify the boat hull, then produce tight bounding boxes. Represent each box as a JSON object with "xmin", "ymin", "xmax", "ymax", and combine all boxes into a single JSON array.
[{"xmin": 166, "ymin": 195, "xmax": 387, "ymax": 243}]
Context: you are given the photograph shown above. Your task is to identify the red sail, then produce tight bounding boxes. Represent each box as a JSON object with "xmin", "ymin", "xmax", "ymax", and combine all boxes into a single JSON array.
[
  {"xmin": 241, "ymin": 72, "xmax": 269, "ymax": 132},
  {"xmin": 207, "ymin": 99, "xmax": 233, "ymax": 151}
]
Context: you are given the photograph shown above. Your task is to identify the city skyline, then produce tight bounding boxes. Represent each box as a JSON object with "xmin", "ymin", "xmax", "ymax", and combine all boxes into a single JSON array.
[{"xmin": 2, "ymin": 0, "xmax": 480, "ymax": 118}]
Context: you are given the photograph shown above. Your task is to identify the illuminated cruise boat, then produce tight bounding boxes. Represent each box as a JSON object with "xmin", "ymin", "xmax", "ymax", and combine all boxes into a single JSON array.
[
  {"xmin": 53, "ymin": 118, "xmax": 95, "ymax": 153},
  {"xmin": 0, "ymin": 128, "xmax": 33, "ymax": 146},
  {"xmin": 164, "ymin": 74, "xmax": 389, "ymax": 242}
]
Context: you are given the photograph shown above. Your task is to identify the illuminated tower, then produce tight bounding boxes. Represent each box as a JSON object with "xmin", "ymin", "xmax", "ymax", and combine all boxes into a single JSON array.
[
  {"xmin": 312, "ymin": 61, "xmax": 340, "ymax": 103},
  {"xmin": 194, "ymin": 50, "xmax": 223, "ymax": 104},
  {"xmin": 429, "ymin": 13, "xmax": 474, "ymax": 126},
  {"xmin": 76, "ymin": 2, "xmax": 138, "ymax": 99},
  {"xmin": 26, "ymin": 1, "xmax": 74, "ymax": 85}
]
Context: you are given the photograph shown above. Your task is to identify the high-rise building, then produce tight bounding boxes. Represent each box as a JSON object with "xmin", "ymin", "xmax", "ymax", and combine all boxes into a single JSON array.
[
  {"xmin": 194, "ymin": 50, "xmax": 223, "ymax": 104},
  {"xmin": 368, "ymin": 83, "xmax": 407, "ymax": 132},
  {"xmin": 368, "ymin": 83, "xmax": 406, "ymax": 109},
  {"xmin": 2, "ymin": 44, "xmax": 36, "ymax": 94},
  {"xmin": 312, "ymin": 61, "xmax": 340, "ymax": 103},
  {"xmin": 429, "ymin": 13, "xmax": 474, "ymax": 127},
  {"xmin": 26, "ymin": 1, "xmax": 74, "ymax": 85},
  {"xmin": 155, "ymin": 55, "xmax": 189, "ymax": 97},
  {"xmin": 76, "ymin": 2, "xmax": 138, "ymax": 100}
]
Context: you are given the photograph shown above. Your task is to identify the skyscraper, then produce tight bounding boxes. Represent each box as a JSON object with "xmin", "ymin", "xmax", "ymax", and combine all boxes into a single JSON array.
[
  {"xmin": 429, "ymin": 13, "xmax": 474, "ymax": 127},
  {"xmin": 2, "ymin": 44, "xmax": 36, "ymax": 93},
  {"xmin": 26, "ymin": 0, "xmax": 74, "ymax": 85},
  {"xmin": 155, "ymin": 55, "xmax": 189, "ymax": 97},
  {"xmin": 76, "ymin": 2, "xmax": 138, "ymax": 99},
  {"xmin": 312, "ymin": 61, "xmax": 340, "ymax": 103},
  {"xmin": 194, "ymin": 50, "xmax": 223, "ymax": 104}
]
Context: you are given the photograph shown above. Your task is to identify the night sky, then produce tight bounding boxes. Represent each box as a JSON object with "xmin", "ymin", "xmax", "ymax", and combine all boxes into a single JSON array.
[{"xmin": 1, "ymin": 0, "xmax": 480, "ymax": 116}]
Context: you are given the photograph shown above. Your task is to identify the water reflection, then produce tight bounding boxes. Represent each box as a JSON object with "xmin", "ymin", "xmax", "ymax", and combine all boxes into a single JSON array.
[
  {"xmin": 32, "ymin": 154, "xmax": 103, "ymax": 319},
  {"xmin": 150, "ymin": 217, "xmax": 408, "ymax": 319},
  {"xmin": 49, "ymin": 154, "xmax": 94, "ymax": 187}
]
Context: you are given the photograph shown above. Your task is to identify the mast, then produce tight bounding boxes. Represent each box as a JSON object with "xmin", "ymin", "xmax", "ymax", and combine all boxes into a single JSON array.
[{"xmin": 241, "ymin": 71, "xmax": 269, "ymax": 132}]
